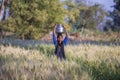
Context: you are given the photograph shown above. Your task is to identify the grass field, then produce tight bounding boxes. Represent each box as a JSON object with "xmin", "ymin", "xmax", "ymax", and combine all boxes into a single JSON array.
[{"xmin": 0, "ymin": 43, "xmax": 120, "ymax": 80}]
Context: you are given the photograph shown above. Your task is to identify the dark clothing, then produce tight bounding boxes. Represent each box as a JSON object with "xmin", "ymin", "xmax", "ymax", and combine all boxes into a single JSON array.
[
  {"xmin": 55, "ymin": 41, "xmax": 66, "ymax": 60},
  {"xmin": 53, "ymin": 32, "xmax": 68, "ymax": 60}
]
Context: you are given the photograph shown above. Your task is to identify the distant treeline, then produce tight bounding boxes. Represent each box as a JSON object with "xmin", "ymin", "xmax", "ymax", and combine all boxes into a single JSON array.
[{"xmin": 0, "ymin": 0, "xmax": 119, "ymax": 39}]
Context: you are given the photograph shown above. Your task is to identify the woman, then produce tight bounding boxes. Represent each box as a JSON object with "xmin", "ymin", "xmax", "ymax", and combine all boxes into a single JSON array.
[{"xmin": 53, "ymin": 24, "xmax": 69, "ymax": 60}]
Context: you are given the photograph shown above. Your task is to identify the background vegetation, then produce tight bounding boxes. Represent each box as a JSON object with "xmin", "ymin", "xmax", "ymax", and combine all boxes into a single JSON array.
[
  {"xmin": 0, "ymin": 0, "xmax": 67, "ymax": 39},
  {"xmin": 0, "ymin": 0, "xmax": 116, "ymax": 39},
  {"xmin": 110, "ymin": 0, "xmax": 120, "ymax": 31}
]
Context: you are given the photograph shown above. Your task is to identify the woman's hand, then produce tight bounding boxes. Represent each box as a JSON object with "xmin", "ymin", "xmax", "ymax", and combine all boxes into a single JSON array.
[
  {"xmin": 53, "ymin": 24, "xmax": 58, "ymax": 34},
  {"xmin": 62, "ymin": 24, "xmax": 68, "ymax": 37},
  {"xmin": 62, "ymin": 24, "xmax": 66, "ymax": 30},
  {"xmin": 55, "ymin": 24, "xmax": 58, "ymax": 29}
]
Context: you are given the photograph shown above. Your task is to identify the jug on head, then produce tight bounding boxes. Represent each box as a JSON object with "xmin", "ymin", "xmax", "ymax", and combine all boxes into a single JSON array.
[{"xmin": 56, "ymin": 24, "xmax": 64, "ymax": 34}]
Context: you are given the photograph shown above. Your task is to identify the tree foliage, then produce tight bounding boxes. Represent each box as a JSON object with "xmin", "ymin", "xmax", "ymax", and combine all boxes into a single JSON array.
[
  {"xmin": 111, "ymin": 0, "xmax": 120, "ymax": 31},
  {"xmin": 0, "ymin": 0, "xmax": 68, "ymax": 39},
  {"xmin": 66, "ymin": 0, "xmax": 107, "ymax": 32},
  {"xmin": 0, "ymin": 0, "xmax": 108, "ymax": 39}
]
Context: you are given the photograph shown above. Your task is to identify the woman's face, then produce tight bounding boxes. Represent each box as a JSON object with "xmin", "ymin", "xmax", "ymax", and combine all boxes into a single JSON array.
[{"xmin": 57, "ymin": 35, "xmax": 63, "ymax": 43}]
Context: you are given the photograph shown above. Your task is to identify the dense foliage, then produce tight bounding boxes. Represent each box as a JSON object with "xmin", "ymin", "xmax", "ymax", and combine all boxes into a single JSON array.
[
  {"xmin": 110, "ymin": 0, "xmax": 120, "ymax": 31},
  {"xmin": 66, "ymin": 0, "xmax": 107, "ymax": 33},
  {"xmin": 0, "ymin": 0, "xmax": 108, "ymax": 39},
  {"xmin": 0, "ymin": 0, "xmax": 67, "ymax": 39}
]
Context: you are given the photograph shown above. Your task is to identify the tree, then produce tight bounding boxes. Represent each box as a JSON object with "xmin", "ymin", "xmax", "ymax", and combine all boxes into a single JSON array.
[
  {"xmin": 0, "ymin": 0, "xmax": 67, "ymax": 39},
  {"xmin": 66, "ymin": 0, "xmax": 107, "ymax": 32},
  {"xmin": 111, "ymin": 0, "xmax": 120, "ymax": 31},
  {"xmin": 64, "ymin": 0, "xmax": 87, "ymax": 32}
]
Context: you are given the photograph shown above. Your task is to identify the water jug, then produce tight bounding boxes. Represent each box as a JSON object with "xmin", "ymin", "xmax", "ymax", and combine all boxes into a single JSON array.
[{"xmin": 56, "ymin": 24, "xmax": 64, "ymax": 33}]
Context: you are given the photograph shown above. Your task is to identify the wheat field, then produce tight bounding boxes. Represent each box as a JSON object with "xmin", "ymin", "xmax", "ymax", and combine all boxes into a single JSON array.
[{"xmin": 0, "ymin": 44, "xmax": 120, "ymax": 80}]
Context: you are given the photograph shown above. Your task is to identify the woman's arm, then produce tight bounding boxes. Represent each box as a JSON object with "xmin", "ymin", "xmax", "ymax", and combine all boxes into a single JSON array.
[
  {"xmin": 63, "ymin": 25, "xmax": 69, "ymax": 45},
  {"xmin": 53, "ymin": 24, "xmax": 57, "ymax": 45},
  {"xmin": 63, "ymin": 25, "xmax": 68, "ymax": 38},
  {"xmin": 53, "ymin": 24, "xmax": 57, "ymax": 35}
]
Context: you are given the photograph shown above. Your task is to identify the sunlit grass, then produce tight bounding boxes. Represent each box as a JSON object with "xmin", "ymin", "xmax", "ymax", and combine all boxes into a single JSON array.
[{"xmin": 0, "ymin": 44, "xmax": 120, "ymax": 80}]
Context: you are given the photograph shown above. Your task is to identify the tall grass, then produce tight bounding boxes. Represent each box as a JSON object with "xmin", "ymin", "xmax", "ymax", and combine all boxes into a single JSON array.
[{"xmin": 0, "ymin": 44, "xmax": 120, "ymax": 80}]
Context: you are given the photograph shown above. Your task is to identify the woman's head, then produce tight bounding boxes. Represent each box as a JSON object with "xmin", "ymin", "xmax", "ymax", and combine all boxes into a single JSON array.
[{"xmin": 57, "ymin": 33, "xmax": 63, "ymax": 43}]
